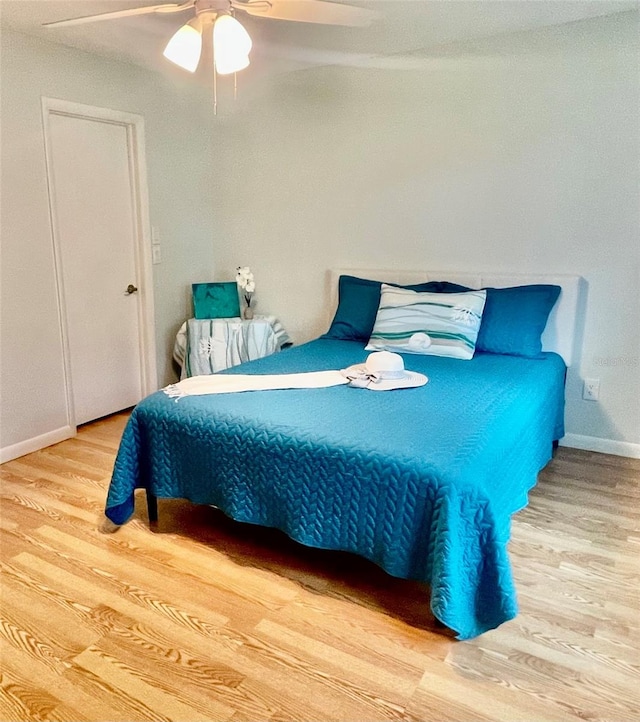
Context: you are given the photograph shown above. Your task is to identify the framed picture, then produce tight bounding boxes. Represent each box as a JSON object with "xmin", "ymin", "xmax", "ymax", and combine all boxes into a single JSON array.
[{"xmin": 192, "ymin": 282, "xmax": 240, "ymax": 319}]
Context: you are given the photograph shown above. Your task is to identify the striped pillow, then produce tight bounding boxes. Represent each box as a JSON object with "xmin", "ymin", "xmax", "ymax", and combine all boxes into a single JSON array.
[{"xmin": 366, "ymin": 285, "xmax": 487, "ymax": 360}]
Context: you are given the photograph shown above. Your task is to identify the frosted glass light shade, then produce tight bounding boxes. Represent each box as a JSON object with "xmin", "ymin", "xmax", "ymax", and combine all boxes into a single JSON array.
[
  {"xmin": 163, "ymin": 22, "xmax": 202, "ymax": 72},
  {"xmin": 215, "ymin": 53, "xmax": 250, "ymax": 75},
  {"xmin": 213, "ymin": 14, "xmax": 252, "ymax": 75}
]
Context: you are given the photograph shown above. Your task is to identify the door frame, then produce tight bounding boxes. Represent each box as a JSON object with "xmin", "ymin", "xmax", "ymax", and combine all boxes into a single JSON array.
[{"xmin": 41, "ymin": 97, "xmax": 157, "ymax": 431}]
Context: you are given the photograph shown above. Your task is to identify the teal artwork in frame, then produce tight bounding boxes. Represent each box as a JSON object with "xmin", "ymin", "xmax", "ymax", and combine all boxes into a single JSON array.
[{"xmin": 192, "ymin": 282, "xmax": 240, "ymax": 319}]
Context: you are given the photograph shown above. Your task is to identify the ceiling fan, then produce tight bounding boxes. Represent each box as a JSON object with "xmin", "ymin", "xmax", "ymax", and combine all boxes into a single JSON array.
[{"xmin": 44, "ymin": 1, "xmax": 379, "ymax": 76}]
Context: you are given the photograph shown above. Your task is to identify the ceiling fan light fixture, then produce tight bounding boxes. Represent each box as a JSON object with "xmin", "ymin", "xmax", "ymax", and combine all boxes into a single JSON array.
[
  {"xmin": 215, "ymin": 53, "xmax": 250, "ymax": 76},
  {"xmin": 163, "ymin": 17, "xmax": 203, "ymax": 73},
  {"xmin": 213, "ymin": 13, "xmax": 252, "ymax": 75}
]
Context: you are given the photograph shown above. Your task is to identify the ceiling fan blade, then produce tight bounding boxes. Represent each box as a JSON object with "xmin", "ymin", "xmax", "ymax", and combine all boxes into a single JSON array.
[
  {"xmin": 233, "ymin": 0, "xmax": 379, "ymax": 27},
  {"xmin": 43, "ymin": 2, "xmax": 195, "ymax": 29}
]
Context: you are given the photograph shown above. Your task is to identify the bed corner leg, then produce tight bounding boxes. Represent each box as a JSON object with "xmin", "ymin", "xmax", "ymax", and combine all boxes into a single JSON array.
[{"xmin": 146, "ymin": 489, "xmax": 158, "ymax": 524}]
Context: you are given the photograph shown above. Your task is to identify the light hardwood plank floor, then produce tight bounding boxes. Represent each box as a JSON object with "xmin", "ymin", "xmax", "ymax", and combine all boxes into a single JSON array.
[{"xmin": 1, "ymin": 411, "xmax": 639, "ymax": 721}]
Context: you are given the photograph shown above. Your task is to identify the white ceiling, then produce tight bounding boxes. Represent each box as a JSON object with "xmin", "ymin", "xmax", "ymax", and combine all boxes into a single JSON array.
[{"xmin": 2, "ymin": 0, "xmax": 637, "ymax": 78}]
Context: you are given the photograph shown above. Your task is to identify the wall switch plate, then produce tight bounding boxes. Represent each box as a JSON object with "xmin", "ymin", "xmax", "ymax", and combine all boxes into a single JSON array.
[
  {"xmin": 152, "ymin": 245, "xmax": 162, "ymax": 264},
  {"xmin": 151, "ymin": 226, "xmax": 161, "ymax": 245},
  {"xmin": 582, "ymin": 378, "xmax": 600, "ymax": 401}
]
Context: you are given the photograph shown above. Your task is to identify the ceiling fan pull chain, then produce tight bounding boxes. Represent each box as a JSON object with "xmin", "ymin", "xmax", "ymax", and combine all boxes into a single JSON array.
[
  {"xmin": 213, "ymin": 61, "xmax": 218, "ymax": 116},
  {"xmin": 232, "ymin": 7, "xmax": 237, "ymax": 99}
]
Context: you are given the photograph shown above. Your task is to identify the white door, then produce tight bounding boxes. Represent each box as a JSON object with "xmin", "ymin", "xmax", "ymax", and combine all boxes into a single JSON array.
[{"xmin": 46, "ymin": 109, "xmax": 150, "ymax": 425}]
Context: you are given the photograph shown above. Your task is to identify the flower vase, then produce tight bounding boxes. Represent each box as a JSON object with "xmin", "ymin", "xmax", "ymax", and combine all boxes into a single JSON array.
[{"xmin": 243, "ymin": 306, "xmax": 254, "ymax": 320}]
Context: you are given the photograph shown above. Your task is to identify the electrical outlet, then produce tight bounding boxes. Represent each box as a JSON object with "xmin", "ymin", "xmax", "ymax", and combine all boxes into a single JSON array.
[{"xmin": 582, "ymin": 378, "xmax": 600, "ymax": 401}]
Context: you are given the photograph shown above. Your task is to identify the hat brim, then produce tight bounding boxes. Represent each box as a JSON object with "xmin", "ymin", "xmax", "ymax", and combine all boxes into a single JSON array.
[{"xmin": 342, "ymin": 364, "xmax": 428, "ymax": 391}]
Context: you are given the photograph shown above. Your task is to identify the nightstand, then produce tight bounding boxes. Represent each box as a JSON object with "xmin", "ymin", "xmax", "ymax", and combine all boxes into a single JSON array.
[{"xmin": 173, "ymin": 316, "xmax": 291, "ymax": 379}]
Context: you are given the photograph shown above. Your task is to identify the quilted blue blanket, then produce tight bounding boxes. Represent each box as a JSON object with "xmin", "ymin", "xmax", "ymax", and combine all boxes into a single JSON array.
[{"xmin": 106, "ymin": 339, "xmax": 565, "ymax": 639}]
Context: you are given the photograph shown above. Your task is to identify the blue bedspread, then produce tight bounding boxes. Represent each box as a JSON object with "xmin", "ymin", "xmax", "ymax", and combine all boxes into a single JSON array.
[{"xmin": 106, "ymin": 339, "xmax": 565, "ymax": 639}]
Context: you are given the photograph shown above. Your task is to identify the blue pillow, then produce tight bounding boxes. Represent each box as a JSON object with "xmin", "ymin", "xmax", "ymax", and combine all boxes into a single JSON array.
[
  {"xmin": 418, "ymin": 282, "xmax": 561, "ymax": 357},
  {"xmin": 325, "ymin": 276, "xmax": 561, "ymax": 356},
  {"xmin": 324, "ymin": 276, "xmax": 469, "ymax": 341},
  {"xmin": 476, "ymin": 285, "xmax": 561, "ymax": 358}
]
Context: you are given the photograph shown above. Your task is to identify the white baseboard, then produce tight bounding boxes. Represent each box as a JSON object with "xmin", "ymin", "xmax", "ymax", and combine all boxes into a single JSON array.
[
  {"xmin": 0, "ymin": 426, "xmax": 76, "ymax": 464},
  {"xmin": 560, "ymin": 433, "xmax": 640, "ymax": 459},
  {"xmin": 2, "ymin": 426, "xmax": 637, "ymax": 465}
]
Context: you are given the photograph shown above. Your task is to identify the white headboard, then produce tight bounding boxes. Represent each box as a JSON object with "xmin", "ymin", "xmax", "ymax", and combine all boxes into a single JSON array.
[{"xmin": 327, "ymin": 269, "xmax": 584, "ymax": 367}]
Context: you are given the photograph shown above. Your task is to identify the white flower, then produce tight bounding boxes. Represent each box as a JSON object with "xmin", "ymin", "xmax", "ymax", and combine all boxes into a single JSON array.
[
  {"xmin": 408, "ymin": 332, "xmax": 431, "ymax": 349},
  {"xmin": 236, "ymin": 265, "xmax": 256, "ymax": 308},
  {"xmin": 236, "ymin": 266, "xmax": 255, "ymax": 291},
  {"xmin": 199, "ymin": 337, "xmax": 215, "ymax": 358},
  {"xmin": 452, "ymin": 306, "xmax": 476, "ymax": 326}
]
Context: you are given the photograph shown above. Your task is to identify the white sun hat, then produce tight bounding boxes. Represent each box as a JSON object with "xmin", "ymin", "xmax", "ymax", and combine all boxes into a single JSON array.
[{"xmin": 341, "ymin": 351, "xmax": 428, "ymax": 391}]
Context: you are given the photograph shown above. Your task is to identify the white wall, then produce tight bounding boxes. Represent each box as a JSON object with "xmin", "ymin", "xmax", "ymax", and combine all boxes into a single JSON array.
[
  {"xmin": 2, "ymin": 11, "xmax": 638, "ymax": 459},
  {"xmin": 0, "ymin": 29, "xmax": 218, "ymax": 454},
  {"xmin": 212, "ymin": 11, "xmax": 640, "ymax": 453}
]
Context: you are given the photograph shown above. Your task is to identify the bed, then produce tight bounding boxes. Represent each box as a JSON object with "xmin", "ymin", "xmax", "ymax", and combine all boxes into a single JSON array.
[{"xmin": 105, "ymin": 268, "xmax": 581, "ymax": 640}]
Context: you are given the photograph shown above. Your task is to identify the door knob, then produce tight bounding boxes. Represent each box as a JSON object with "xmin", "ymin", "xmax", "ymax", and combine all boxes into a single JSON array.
[{"xmin": 125, "ymin": 284, "xmax": 138, "ymax": 295}]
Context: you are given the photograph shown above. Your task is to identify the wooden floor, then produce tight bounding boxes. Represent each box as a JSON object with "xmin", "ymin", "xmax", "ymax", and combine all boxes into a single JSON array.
[{"xmin": 1, "ymin": 412, "xmax": 639, "ymax": 721}]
